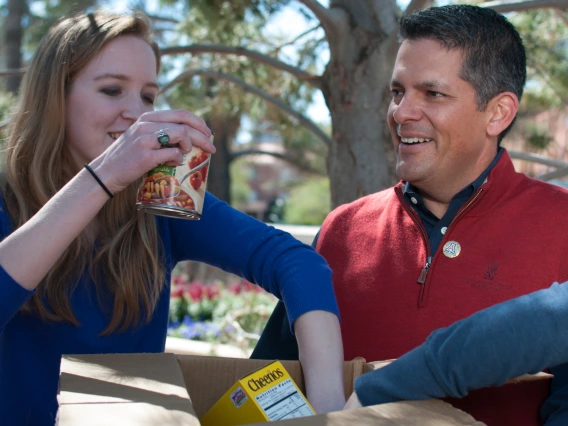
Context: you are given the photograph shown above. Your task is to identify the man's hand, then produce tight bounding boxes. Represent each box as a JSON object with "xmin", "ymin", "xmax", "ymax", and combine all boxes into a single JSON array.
[{"xmin": 344, "ymin": 392, "xmax": 363, "ymax": 410}]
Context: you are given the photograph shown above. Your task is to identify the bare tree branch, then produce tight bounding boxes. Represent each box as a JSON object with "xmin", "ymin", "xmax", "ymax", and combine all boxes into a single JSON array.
[
  {"xmin": 0, "ymin": 120, "xmax": 9, "ymax": 131},
  {"xmin": 160, "ymin": 44, "xmax": 323, "ymax": 90},
  {"xmin": 0, "ymin": 69, "xmax": 25, "ymax": 77},
  {"xmin": 146, "ymin": 14, "xmax": 180, "ymax": 24},
  {"xmin": 231, "ymin": 149, "xmax": 323, "ymax": 175},
  {"xmin": 479, "ymin": 0, "xmax": 568, "ymax": 13},
  {"xmin": 269, "ymin": 24, "xmax": 322, "ymax": 55},
  {"xmin": 160, "ymin": 68, "xmax": 332, "ymax": 146},
  {"xmin": 527, "ymin": 58, "xmax": 568, "ymax": 105},
  {"xmin": 508, "ymin": 150, "xmax": 568, "ymax": 168},
  {"xmin": 296, "ymin": 0, "xmax": 336, "ymax": 35},
  {"xmin": 536, "ymin": 166, "xmax": 568, "ymax": 181},
  {"xmin": 403, "ymin": 0, "xmax": 434, "ymax": 15},
  {"xmin": 510, "ymin": 150, "xmax": 568, "ymax": 181}
]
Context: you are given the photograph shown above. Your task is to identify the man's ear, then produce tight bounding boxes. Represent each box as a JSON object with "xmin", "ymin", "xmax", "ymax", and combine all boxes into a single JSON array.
[{"xmin": 486, "ymin": 92, "xmax": 519, "ymax": 137}]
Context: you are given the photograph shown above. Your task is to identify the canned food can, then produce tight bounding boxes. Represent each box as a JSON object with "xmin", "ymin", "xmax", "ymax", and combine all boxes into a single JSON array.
[{"xmin": 136, "ymin": 146, "xmax": 211, "ymax": 220}]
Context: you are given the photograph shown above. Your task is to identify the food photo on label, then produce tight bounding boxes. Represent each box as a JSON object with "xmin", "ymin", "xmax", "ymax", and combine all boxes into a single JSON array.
[{"xmin": 136, "ymin": 146, "xmax": 211, "ymax": 219}]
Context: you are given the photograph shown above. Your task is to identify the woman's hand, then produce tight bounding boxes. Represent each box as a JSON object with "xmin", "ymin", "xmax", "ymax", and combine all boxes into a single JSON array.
[
  {"xmin": 90, "ymin": 109, "xmax": 215, "ymax": 195},
  {"xmin": 294, "ymin": 310, "xmax": 346, "ymax": 413},
  {"xmin": 0, "ymin": 109, "xmax": 214, "ymax": 291}
]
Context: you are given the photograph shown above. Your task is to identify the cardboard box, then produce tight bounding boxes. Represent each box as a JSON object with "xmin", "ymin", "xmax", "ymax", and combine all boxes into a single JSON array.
[
  {"xmin": 201, "ymin": 360, "xmax": 315, "ymax": 425},
  {"xmin": 57, "ymin": 353, "xmax": 494, "ymax": 425}
]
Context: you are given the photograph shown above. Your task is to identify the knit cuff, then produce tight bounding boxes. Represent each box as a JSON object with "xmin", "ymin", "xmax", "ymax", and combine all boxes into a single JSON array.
[
  {"xmin": 0, "ymin": 265, "xmax": 35, "ymax": 328},
  {"xmin": 354, "ymin": 344, "xmax": 444, "ymax": 406}
]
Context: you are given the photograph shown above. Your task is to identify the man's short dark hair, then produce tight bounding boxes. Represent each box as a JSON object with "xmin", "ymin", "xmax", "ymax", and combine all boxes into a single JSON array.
[{"xmin": 398, "ymin": 5, "xmax": 526, "ymax": 142}]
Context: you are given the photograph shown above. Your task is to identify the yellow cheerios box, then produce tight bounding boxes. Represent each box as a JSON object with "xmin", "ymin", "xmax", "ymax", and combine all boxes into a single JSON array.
[{"xmin": 200, "ymin": 360, "xmax": 315, "ymax": 426}]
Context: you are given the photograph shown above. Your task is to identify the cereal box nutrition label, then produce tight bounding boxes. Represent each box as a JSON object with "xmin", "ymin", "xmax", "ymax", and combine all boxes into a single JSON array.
[{"xmin": 255, "ymin": 379, "xmax": 314, "ymax": 421}]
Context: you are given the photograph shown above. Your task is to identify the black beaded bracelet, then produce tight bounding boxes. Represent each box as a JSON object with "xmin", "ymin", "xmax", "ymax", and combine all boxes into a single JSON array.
[{"xmin": 84, "ymin": 163, "xmax": 114, "ymax": 198}]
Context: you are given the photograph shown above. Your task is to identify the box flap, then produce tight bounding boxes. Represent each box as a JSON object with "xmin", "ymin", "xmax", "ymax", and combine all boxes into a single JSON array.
[
  {"xmin": 363, "ymin": 359, "xmax": 394, "ymax": 373},
  {"xmin": 343, "ymin": 357, "xmax": 366, "ymax": 395},
  {"xmin": 252, "ymin": 400, "xmax": 486, "ymax": 425},
  {"xmin": 175, "ymin": 355, "xmax": 367, "ymax": 418},
  {"xmin": 58, "ymin": 353, "xmax": 198, "ymax": 425},
  {"xmin": 504, "ymin": 372, "xmax": 553, "ymax": 383},
  {"xmin": 177, "ymin": 355, "xmax": 277, "ymax": 417},
  {"xmin": 57, "ymin": 401, "xmax": 198, "ymax": 426}
]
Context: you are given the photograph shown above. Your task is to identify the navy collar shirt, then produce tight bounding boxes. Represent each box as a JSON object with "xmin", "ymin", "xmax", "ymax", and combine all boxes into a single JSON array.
[{"xmin": 403, "ymin": 148, "xmax": 503, "ymax": 255}]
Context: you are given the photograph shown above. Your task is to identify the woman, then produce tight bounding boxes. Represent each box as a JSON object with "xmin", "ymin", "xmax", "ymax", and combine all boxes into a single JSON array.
[{"xmin": 0, "ymin": 10, "xmax": 345, "ymax": 425}]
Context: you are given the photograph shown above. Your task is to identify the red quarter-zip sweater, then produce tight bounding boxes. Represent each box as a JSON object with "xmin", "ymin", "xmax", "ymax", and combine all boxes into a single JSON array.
[{"xmin": 317, "ymin": 150, "xmax": 568, "ymax": 425}]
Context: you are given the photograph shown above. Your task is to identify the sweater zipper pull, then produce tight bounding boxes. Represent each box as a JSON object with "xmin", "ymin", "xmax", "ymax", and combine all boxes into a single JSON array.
[{"xmin": 417, "ymin": 257, "xmax": 432, "ymax": 284}]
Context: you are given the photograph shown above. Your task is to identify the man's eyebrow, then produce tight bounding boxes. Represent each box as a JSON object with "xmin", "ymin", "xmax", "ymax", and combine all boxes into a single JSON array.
[
  {"xmin": 416, "ymin": 80, "xmax": 452, "ymax": 92},
  {"xmin": 94, "ymin": 73, "xmax": 159, "ymax": 89},
  {"xmin": 390, "ymin": 79, "xmax": 452, "ymax": 92}
]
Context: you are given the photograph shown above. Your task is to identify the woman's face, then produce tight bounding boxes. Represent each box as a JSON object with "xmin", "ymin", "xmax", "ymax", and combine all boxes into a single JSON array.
[{"xmin": 65, "ymin": 35, "xmax": 158, "ymax": 169}]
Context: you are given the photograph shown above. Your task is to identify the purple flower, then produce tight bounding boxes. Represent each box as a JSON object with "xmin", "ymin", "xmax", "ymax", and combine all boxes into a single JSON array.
[{"xmin": 182, "ymin": 315, "xmax": 194, "ymax": 326}]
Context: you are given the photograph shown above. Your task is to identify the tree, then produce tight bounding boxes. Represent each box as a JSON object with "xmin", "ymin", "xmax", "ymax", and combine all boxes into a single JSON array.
[
  {"xmin": 514, "ymin": 8, "xmax": 568, "ymax": 110},
  {"xmin": 2, "ymin": 0, "xmax": 567, "ymax": 204},
  {"xmin": 283, "ymin": 176, "xmax": 330, "ymax": 225},
  {"xmin": 500, "ymin": 6, "xmax": 568, "ymax": 178},
  {"xmin": 160, "ymin": 0, "xmax": 568, "ymax": 208},
  {"xmin": 1, "ymin": 0, "xmax": 99, "ymax": 94},
  {"xmin": 0, "ymin": 91, "xmax": 16, "ymax": 139},
  {"xmin": 4, "ymin": 0, "xmax": 25, "ymax": 93},
  {"xmin": 157, "ymin": 0, "xmax": 322, "ymax": 203}
]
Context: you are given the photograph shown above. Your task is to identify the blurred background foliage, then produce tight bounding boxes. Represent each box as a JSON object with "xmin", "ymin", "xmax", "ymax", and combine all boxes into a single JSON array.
[
  {"xmin": 0, "ymin": 0, "xmax": 567, "ymax": 220},
  {"xmin": 1, "ymin": 0, "xmax": 566, "ymax": 338}
]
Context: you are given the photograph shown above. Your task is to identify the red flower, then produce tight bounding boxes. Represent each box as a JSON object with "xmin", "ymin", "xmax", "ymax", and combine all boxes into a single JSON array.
[
  {"xmin": 205, "ymin": 284, "xmax": 220, "ymax": 300},
  {"xmin": 228, "ymin": 282, "xmax": 242, "ymax": 295},
  {"xmin": 185, "ymin": 282, "xmax": 204, "ymax": 302},
  {"xmin": 171, "ymin": 287, "xmax": 183, "ymax": 299},
  {"xmin": 241, "ymin": 280, "xmax": 263, "ymax": 293},
  {"xmin": 172, "ymin": 276, "xmax": 185, "ymax": 285}
]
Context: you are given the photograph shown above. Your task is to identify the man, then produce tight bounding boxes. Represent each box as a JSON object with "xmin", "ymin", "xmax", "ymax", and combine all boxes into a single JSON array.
[{"xmin": 252, "ymin": 5, "xmax": 568, "ymax": 425}]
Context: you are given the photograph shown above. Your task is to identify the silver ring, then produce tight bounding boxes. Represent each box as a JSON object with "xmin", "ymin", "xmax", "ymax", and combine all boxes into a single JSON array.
[{"xmin": 157, "ymin": 129, "xmax": 170, "ymax": 145}]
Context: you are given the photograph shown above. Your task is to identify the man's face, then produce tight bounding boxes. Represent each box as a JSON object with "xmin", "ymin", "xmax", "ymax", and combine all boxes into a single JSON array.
[{"xmin": 388, "ymin": 38, "xmax": 496, "ymax": 192}]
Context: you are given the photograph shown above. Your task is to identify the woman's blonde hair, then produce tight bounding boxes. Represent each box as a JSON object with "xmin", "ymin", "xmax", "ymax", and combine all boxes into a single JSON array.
[{"xmin": 3, "ymin": 10, "xmax": 165, "ymax": 334}]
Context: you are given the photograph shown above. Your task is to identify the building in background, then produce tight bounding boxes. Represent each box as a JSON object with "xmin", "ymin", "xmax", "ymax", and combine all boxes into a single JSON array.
[{"xmin": 232, "ymin": 129, "xmax": 303, "ymax": 221}]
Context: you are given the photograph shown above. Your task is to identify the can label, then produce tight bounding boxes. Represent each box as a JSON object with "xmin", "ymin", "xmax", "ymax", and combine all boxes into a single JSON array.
[{"xmin": 136, "ymin": 146, "xmax": 210, "ymax": 220}]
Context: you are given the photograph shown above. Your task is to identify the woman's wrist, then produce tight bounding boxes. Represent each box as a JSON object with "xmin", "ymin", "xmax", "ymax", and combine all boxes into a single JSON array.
[
  {"xmin": 0, "ymin": 168, "xmax": 111, "ymax": 290},
  {"xmin": 83, "ymin": 163, "xmax": 114, "ymax": 198},
  {"xmin": 86, "ymin": 156, "xmax": 123, "ymax": 195},
  {"xmin": 295, "ymin": 310, "xmax": 345, "ymax": 413}
]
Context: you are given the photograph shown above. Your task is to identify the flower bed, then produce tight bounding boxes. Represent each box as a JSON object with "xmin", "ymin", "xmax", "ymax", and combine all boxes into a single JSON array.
[{"xmin": 168, "ymin": 276, "xmax": 278, "ymax": 351}]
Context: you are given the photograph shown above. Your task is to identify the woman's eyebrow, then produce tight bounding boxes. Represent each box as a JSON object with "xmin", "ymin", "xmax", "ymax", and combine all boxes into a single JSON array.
[{"xmin": 94, "ymin": 73, "xmax": 158, "ymax": 89}]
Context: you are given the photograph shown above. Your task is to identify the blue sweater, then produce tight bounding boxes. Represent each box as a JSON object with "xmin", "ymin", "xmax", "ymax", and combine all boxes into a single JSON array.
[
  {"xmin": 355, "ymin": 281, "xmax": 568, "ymax": 424},
  {"xmin": 0, "ymin": 192, "xmax": 339, "ymax": 426}
]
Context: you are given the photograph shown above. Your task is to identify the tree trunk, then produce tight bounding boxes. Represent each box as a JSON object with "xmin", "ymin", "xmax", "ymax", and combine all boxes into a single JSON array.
[
  {"xmin": 322, "ymin": 0, "xmax": 400, "ymax": 208},
  {"xmin": 5, "ymin": 0, "xmax": 24, "ymax": 94},
  {"xmin": 205, "ymin": 114, "xmax": 240, "ymax": 203}
]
